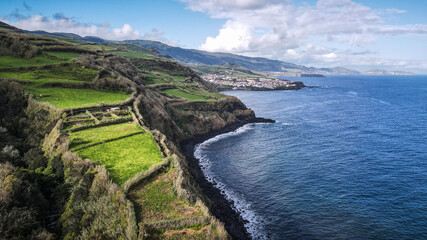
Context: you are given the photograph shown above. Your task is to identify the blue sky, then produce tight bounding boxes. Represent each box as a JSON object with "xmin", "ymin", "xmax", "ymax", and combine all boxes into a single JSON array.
[{"xmin": 1, "ymin": 0, "xmax": 426, "ymax": 73}]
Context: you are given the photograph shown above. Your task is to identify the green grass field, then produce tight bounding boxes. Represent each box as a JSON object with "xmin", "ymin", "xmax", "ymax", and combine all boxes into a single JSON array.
[
  {"xmin": 114, "ymin": 51, "xmax": 154, "ymax": 59},
  {"xmin": 0, "ymin": 66, "xmax": 98, "ymax": 84},
  {"xmin": 171, "ymin": 75, "xmax": 187, "ymax": 81},
  {"xmin": 130, "ymin": 170, "xmax": 202, "ymax": 222},
  {"xmin": 70, "ymin": 123, "xmax": 163, "ymax": 184},
  {"xmin": 145, "ymin": 73, "xmax": 168, "ymax": 85},
  {"xmin": 69, "ymin": 123, "xmax": 142, "ymax": 150},
  {"xmin": 162, "ymin": 89, "xmax": 213, "ymax": 101},
  {"xmin": 44, "ymin": 51, "xmax": 82, "ymax": 61},
  {"xmin": 186, "ymin": 88, "xmax": 225, "ymax": 98},
  {"xmin": 81, "ymin": 44, "xmax": 116, "ymax": 51},
  {"xmin": 0, "ymin": 55, "xmax": 61, "ymax": 68},
  {"xmin": 23, "ymin": 86, "xmax": 130, "ymax": 108}
]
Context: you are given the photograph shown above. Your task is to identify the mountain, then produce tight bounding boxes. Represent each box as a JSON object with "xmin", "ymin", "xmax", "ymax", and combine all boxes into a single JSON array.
[
  {"xmin": 23, "ymin": 28, "xmax": 414, "ymax": 76},
  {"xmin": 24, "ymin": 30, "xmax": 109, "ymax": 44},
  {"xmin": 363, "ymin": 69, "xmax": 415, "ymax": 76},
  {"xmin": 319, "ymin": 67, "xmax": 361, "ymax": 75}
]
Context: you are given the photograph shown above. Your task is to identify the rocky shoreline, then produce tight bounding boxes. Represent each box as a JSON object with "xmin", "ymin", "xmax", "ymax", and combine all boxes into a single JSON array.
[{"xmin": 180, "ymin": 117, "xmax": 275, "ymax": 240}]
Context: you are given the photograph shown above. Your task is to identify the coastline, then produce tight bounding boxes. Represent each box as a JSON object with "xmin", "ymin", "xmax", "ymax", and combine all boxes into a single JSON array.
[{"xmin": 180, "ymin": 117, "xmax": 275, "ymax": 240}]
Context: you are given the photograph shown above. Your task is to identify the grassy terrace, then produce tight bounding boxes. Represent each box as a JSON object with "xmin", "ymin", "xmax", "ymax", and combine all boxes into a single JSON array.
[
  {"xmin": 0, "ymin": 60, "xmax": 130, "ymax": 108},
  {"xmin": 162, "ymin": 88, "xmax": 213, "ymax": 101},
  {"xmin": 171, "ymin": 75, "xmax": 187, "ymax": 82},
  {"xmin": 24, "ymin": 86, "xmax": 130, "ymax": 109},
  {"xmin": 130, "ymin": 170, "xmax": 203, "ymax": 222},
  {"xmin": 44, "ymin": 51, "xmax": 82, "ymax": 60},
  {"xmin": 70, "ymin": 122, "xmax": 163, "ymax": 185},
  {"xmin": 81, "ymin": 44, "xmax": 116, "ymax": 51},
  {"xmin": 0, "ymin": 55, "xmax": 60, "ymax": 68},
  {"xmin": 114, "ymin": 51, "xmax": 154, "ymax": 59},
  {"xmin": 0, "ymin": 66, "xmax": 98, "ymax": 84},
  {"xmin": 145, "ymin": 73, "xmax": 168, "ymax": 85},
  {"xmin": 186, "ymin": 88, "xmax": 225, "ymax": 98}
]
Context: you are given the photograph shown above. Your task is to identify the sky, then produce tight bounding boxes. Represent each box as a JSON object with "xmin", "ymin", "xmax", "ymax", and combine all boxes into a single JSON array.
[{"xmin": 1, "ymin": 0, "xmax": 426, "ymax": 73}]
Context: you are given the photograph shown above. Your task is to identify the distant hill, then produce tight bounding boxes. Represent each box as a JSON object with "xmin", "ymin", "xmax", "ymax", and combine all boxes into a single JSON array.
[
  {"xmin": 19, "ymin": 27, "xmax": 415, "ymax": 76},
  {"xmin": 363, "ymin": 69, "xmax": 415, "ymax": 76},
  {"xmin": 123, "ymin": 40, "xmax": 310, "ymax": 71},
  {"xmin": 24, "ymin": 30, "xmax": 108, "ymax": 44}
]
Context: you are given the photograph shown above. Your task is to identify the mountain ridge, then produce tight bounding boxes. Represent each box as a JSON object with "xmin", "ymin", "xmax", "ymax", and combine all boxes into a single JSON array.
[{"xmin": 23, "ymin": 28, "xmax": 415, "ymax": 76}]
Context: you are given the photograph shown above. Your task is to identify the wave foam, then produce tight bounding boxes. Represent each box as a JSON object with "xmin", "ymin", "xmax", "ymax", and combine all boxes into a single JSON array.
[{"xmin": 195, "ymin": 124, "xmax": 268, "ymax": 240}]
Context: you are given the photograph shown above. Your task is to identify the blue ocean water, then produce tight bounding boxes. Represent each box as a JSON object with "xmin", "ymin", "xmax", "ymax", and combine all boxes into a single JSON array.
[{"xmin": 194, "ymin": 75, "xmax": 427, "ymax": 240}]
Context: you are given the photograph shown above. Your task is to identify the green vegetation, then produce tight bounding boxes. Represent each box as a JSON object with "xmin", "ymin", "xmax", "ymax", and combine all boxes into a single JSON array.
[
  {"xmin": 1, "ymin": 21, "xmax": 232, "ymax": 240},
  {"xmin": 0, "ymin": 66, "xmax": 98, "ymax": 84},
  {"xmin": 23, "ymin": 86, "xmax": 130, "ymax": 108},
  {"xmin": 131, "ymin": 170, "xmax": 202, "ymax": 222},
  {"xmin": 186, "ymin": 88, "xmax": 225, "ymax": 98},
  {"xmin": 0, "ymin": 55, "xmax": 60, "ymax": 68},
  {"xmin": 162, "ymin": 88, "xmax": 213, "ymax": 101},
  {"xmin": 70, "ymin": 123, "xmax": 163, "ymax": 184},
  {"xmin": 145, "ymin": 73, "xmax": 168, "ymax": 85},
  {"xmin": 114, "ymin": 51, "xmax": 154, "ymax": 59},
  {"xmin": 171, "ymin": 75, "xmax": 187, "ymax": 81},
  {"xmin": 69, "ymin": 122, "xmax": 141, "ymax": 149},
  {"xmin": 44, "ymin": 51, "xmax": 82, "ymax": 60},
  {"xmin": 81, "ymin": 44, "xmax": 116, "ymax": 51},
  {"xmin": 50, "ymin": 37, "xmax": 83, "ymax": 44}
]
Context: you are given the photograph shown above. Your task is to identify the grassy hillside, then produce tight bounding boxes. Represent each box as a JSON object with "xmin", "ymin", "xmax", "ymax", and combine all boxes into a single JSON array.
[
  {"xmin": 1, "ymin": 21, "xmax": 236, "ymax": 239},
  {"xmin": 70, "ymin": 122, "xmax": 163, "ymax": 185},
  {"xmin": 24, "ymin": 86, "xmax": 130, "ymax": 108},
  {"xmin": 162, "ymin": 89, "xmax": 214, "ymax": 101}
]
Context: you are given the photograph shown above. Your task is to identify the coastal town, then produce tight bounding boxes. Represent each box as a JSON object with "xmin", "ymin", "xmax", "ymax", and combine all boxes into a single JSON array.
[{"xmin": 202, "ymin": 73, "xmax": 304, "ymax": 90}]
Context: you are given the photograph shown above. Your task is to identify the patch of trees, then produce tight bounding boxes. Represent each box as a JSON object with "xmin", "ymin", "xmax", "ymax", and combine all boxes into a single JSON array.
[
  {"xmin": 0, "ymin": 80, "xmax": 62, "ymax": 239},
  {"xmin": 0, "ymin": 34, "xmax": 40, "ymax": 59}
]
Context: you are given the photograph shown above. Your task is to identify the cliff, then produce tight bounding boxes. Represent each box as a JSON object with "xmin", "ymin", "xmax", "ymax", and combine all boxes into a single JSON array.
[{"xmin": 0, "ymin": 21, "xmax": 264, "ymax": 239}]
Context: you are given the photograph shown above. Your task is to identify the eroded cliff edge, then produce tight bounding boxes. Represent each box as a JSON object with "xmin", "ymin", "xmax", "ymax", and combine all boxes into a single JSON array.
[
  {"xmin": 134, "ymin": 76, "xmax": 272, "ymax": 239},
  {"xmin": 0, "ymin": 23, "xmax": 278, "ymax": 239}
]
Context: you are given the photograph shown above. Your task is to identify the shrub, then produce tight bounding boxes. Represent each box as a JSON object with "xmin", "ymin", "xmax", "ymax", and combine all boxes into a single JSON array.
[{"xmin": 0, "ymin": 34, "xmax": 41, "ymax": 59}]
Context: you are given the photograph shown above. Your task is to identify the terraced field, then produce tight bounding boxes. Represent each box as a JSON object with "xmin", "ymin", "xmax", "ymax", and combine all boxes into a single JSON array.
[
  {"xmin": 69, "ymin": 121, "xmax": 164, "ymax": 185},
  {"xmin": 0, "ymin": 55, "xmax": 61, "ymax": 68},
  {"xmin": 0, "ymin": 53, "xmax": 131, "ymax": 109},
  {"xmin": 24, "ymin": 86, "xmax": 130, "ymax": 109},
  {"xmin": 44, "ymin": 51, "xmax": 82, "ymax": 61},
  {"xmin": 145, "ymin": 73, "xmax": 169, "ymax": 85},
  {"xmin": 0, "ymin": 66, "xmax": 98, "ymax": 83},
  {"xmin": 130, "ymin": 169, "xmax": 213, "ymax": 239},
  {"xmin": 162, "ymin": 88, "xmax": 213, "ymax": 101}
]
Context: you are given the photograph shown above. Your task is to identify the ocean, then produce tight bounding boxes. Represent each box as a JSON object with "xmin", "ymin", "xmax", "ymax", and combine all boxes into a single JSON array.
[{"xmin": 194, "ymin": 75, "xmax": 427, "ymax": 239}]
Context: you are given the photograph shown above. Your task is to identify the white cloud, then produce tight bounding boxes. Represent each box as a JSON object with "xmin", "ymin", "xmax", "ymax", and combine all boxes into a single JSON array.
[
  {"xmin": 383, "ymin": 8, "xmax": 407, "ymax": 14},
  {"xmin": 2, "ymin": 15, "xmax": 141, "ymax": 40},
  {"xmin": 141, "ymin": 28, "xmax": 179, "ymax": 46},
  {"xmin": 181, "ymin": 0, "xmax": 427, "ymax": 72},
  {"xmin": 181, "ymin": 0, "xmax": 289, "ymax": 13},
  {"xmin": 200, "ymin": 20, "xmax": 252, "ymax": 52}
]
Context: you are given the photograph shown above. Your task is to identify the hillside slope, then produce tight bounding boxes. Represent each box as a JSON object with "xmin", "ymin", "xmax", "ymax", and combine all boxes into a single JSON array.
[
  {"xmin": 1, "ymin": 21, "xmax": 266, "ymax": 239},
  {"xmin": 25, "ymin": 29, "xmax": 362, "ymax": 75}
]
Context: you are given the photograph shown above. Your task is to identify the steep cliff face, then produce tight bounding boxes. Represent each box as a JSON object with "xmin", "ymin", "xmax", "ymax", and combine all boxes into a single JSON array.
[
  {"xmin": 135, "ymin": 87, "xmax": 256, "ymax": 143},
  {"xmin": 124, "ymin": 55, "xmax": 258, "ymax": 144},
  {"xmin": 172, "ymin": 97, "xmax": 255, "ymax": 137},
  {"xmin": 131, "ymin": 57, "xmax": 217, "ymax": 92},
  {"xmin": 0, "ymin": 22, "xmax": 259, "ymax": 239}
]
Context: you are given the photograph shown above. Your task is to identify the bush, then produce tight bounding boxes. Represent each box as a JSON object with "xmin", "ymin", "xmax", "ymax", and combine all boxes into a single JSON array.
[
  {"xmin": 0, "ymin": 34, "xmax": 41, "ymax": 59},
  {"xmin": 0, "ymin": 205, "xmax": 39, "ymax": 239}
]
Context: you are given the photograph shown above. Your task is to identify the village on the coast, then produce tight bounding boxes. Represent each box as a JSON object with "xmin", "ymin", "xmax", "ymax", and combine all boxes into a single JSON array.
[{"xmin": 202, "ymin": 73, "xmax": 300, "ymax": 90}]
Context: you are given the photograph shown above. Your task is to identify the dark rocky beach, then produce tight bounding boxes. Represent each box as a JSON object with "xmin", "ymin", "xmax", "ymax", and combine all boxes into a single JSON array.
[{"xmin": 181, "ymin": 117, "xmax": 275, "ymax": 240}]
